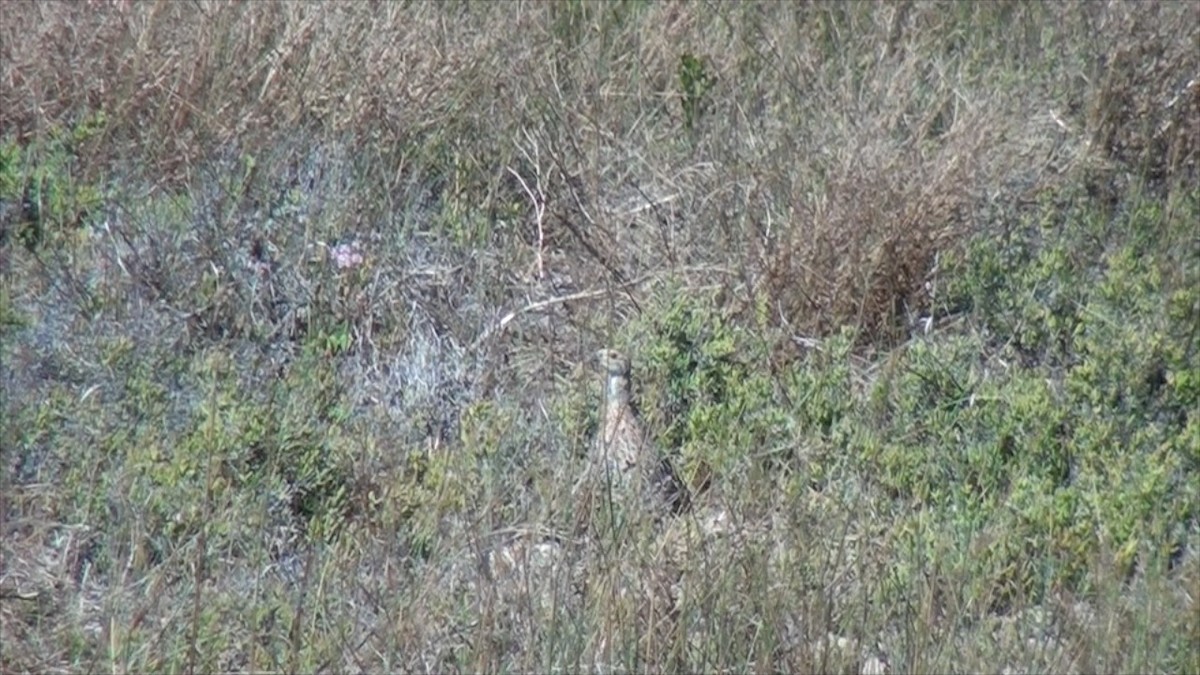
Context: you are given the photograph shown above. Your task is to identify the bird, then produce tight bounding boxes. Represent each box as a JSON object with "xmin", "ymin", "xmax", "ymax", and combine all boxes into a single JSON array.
[
  {"xmin": 556, "ymin": 348, "xmax": 700, "ymax": 667},
  {"xmin": 581, "ymin": 348, "xmax": 691, "ymax": 526}
]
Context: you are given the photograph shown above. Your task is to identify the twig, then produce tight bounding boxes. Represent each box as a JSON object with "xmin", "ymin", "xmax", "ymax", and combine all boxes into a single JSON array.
[
  {"xmin": 508, "ymin": 128, "xmax": 548, "ymax": 280},
  {"xmin": 472, "ymin": 275, "xmax": 652, "ymax": 349}
]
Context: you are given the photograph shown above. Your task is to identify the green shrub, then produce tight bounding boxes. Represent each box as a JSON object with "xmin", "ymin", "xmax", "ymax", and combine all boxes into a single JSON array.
[
  {"xmin": 633, "ymin": 292, "xmax": 791, "ymax": 489},
  {"xmin": 1, "ymin": 111, "xmax": 107, "ymax": 251},
  {"xmin": 870, "ymin": 184, "xmax": 1200, "ymax": 599}
]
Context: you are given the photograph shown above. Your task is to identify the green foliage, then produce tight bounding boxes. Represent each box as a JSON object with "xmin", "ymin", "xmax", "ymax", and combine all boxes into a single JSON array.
[
  {"xmin": 86, "ymin": 345, "xmax": 365, "ymax": 564},
  {"xmin": 678, "ymin": 53, "xmax": 717, "ymax": 135},
  {"xmin": 323, "ymin": 321, "xmax": 353, "ymax": 356},
  {"xmin": 0, "ymin": 140, "xmax": 20, "ymax": 198},
  {"xmin": 790, "ymin": 327, "xmax": 859, "ymax": 442},
  {"xmin": 635, "ymin": 293, "xmax": 789, "ymax": 486},
  {"xmin": 0, "ymin": 282, "xmax": 26, "ymax": 334},
  {"xmin": 2, "ymin": 111, "xmax": 108, "ymax": 251},
  {"xmin": 867, "ymin": 186, "xmax": 1200, "ymax": 600}
]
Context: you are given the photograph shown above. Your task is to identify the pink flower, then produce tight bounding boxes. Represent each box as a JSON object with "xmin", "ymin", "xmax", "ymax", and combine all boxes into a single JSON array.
[{"xmin": 330, "ymin": 242, "xmax": 364, "ymax": 270}]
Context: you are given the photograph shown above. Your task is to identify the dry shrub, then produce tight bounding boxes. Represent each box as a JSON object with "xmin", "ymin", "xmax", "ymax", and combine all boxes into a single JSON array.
[
  {"xmin": 761, "ymin": 125, "xmax": 985, "ymax": 344},
  {"xmin": 735, "ymin": 1, "xmax": 1198, "ymax": 347},
  {"xmin": 1087, "ymin": 2, "xmax": 1200, "ymax": 192},
  {"xmin": 0, "ymin": 2, "xmax": 1126, "ymax": 351},
  {"xmin": 719, "ymin": 5, "xmax": 1023, "ymax": 346},
  {"xmin": 2, "ymin": 4, "xmax": 1195, "ymax": 352},
  {"xmin": 0, "ymin": 2, "xmax": 525, "ymax": 189}
]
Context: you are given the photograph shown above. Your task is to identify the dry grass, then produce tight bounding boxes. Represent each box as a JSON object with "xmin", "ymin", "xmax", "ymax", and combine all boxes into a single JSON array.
[{"xmin": 2, "ymin": 2, "xmax": 1198, "ymax": 673}]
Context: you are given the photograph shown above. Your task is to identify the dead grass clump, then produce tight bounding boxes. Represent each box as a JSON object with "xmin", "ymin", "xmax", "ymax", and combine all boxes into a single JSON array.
[
  {"xmin": 1, "ymin": 2, "xmax": 526, "ymax": 192},
  {"xmin": 1087, "ymin": 2, "xmax": 1200, "ymax": 194},
  {"xmin": 761, "ymin": 127, "xmax": 983, "ymax": 345}
]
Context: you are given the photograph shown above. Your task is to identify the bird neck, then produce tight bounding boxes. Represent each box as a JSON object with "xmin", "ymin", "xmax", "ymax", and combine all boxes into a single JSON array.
[{"xmin": 605, "ymin": 374, "xmax": 631, "ymax": 409}]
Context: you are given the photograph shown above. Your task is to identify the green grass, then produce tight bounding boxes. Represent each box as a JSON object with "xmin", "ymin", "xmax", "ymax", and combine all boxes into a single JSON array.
[{"xmin": 2, "ymin": 3, "xmax": 1197, "ymax": 673}]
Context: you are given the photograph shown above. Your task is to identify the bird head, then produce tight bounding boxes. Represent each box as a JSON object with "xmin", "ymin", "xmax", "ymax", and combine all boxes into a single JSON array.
[
  {"xmin": 594, "ymin": 348, "xmax": 631, "ymax": 377},
  {"xmin": 594, "ymin": 348, "xmax": 632, "ymax": 404}
]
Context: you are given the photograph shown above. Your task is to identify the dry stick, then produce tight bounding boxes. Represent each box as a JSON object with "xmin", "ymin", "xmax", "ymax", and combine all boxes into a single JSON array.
[
  {"xmin": 470, "ymin": 277, "xmax": 649, "ymax": 349},
  {"xmin": 508, "ymin": 127, "xmax": 548, "ymax": 281},
  {"xmin": 471, "ymin": 266, "xmax": 736, "ymax": 349}
]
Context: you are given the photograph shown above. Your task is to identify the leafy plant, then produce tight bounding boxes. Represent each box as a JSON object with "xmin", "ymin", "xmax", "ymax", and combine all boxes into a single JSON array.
[
  {"xmin": 3, "ymin": 111, "xmax": 107, "ymax": 251},
  {"xmin": 678, "ymin": 52, "xmax": 718, "ymax": 134}
]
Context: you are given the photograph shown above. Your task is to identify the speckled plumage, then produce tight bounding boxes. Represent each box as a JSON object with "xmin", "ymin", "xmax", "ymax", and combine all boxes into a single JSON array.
[{"xmin": 589, "ymin": 348, "xmax": 690, "ymax": 519}]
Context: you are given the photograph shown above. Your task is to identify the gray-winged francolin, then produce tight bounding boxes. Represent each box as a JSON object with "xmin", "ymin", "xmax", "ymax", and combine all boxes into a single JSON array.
[{"xmin": 586, "ymin": 348, "xmax": 691, "ymax": 520}]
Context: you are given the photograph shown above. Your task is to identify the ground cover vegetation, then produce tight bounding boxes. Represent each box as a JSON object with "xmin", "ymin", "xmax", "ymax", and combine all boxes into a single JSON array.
[{"xmin": 1, "ymin": 1, "xmax": 1197, "ymax": 672}]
